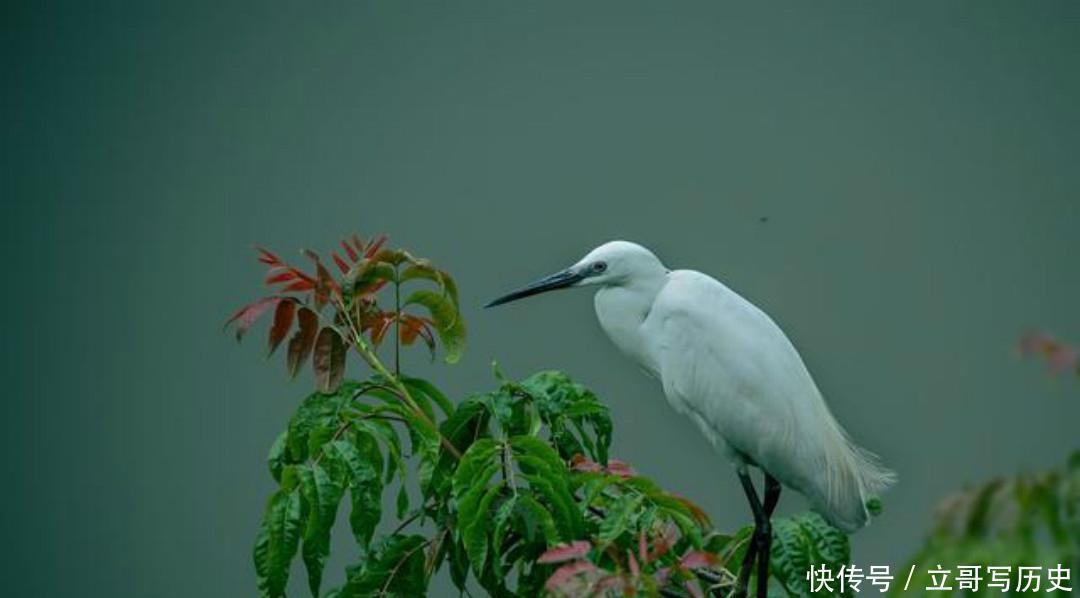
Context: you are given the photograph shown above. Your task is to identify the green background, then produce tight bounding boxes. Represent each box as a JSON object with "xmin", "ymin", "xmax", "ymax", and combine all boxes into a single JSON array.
[{"xmin": 4, "ymin": 1, "xmax": 1079, "ymax": 595}]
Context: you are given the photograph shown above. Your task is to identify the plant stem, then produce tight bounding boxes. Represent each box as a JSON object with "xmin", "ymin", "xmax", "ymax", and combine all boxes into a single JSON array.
[
  {"xmin": 336, "ymin": 296, "xmax": 463, "ymax": 460},
  {"xmin": 393, "ymin": 264, "xmax": 401, "ymax": 377}
]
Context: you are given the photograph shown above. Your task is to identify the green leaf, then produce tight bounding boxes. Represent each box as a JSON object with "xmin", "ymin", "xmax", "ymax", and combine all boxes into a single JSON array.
[
  {"xmin": 253, "ymin": 488, "xmax": 303, "ymax": 598},
  {"xmin": 299, "ymin": 464, "xmax": 345, "ymax": 596},
  {"xmin": 770, "ymin": 516, "xmax": 813, "ymax": 598},
  {"xmin": 426, "ymin": 398, "xmax": 490, "ymax": 501},
  {"xmin": 519, "ymin": 370, "xmax": 612, "ymax": 464},
  {"xmin": 267, "ymin": 430, "xmax": 288, "ymax": 483},
  {"xmin": 516, "ymin": 494, "xmax": 560, "ymax": 545},
  {"xmin": 453, "ymin": 439, "xmax": 500, "ymax": 497},
  {"xmin": 404, "ymin": 289, "xmax": 465, "ymax": 364},
  {"xmin": 336, "ymin": 534, "xmax": 429, "ymax": 597},
  {"xmin": 396, "ymin": 485, "xmax": 410, "ymax": 519},
  {"xmin": 286, "ymin": 382, "xmax": 357, "ymax": 462},
  {"xmin": 401, "ymin": 376, "xmax": 455, "ymax": 417},
  {"xmin": 349, "ymin": 481, "xmax": 382, "ymax": 550},
  {"xmin": 344, "ymin": 426, "xmax": 385, "ymax": 549},
  {"xmin": 400, "ymin": 263, "xmax": 460, "ymax": 307},
  {"xmin": 323, "ymin": 438, "xmax": 378, "ymax": 488},
  {"xmin": 598, "ymin": 493, "xmax": 644, "ymax": 545},
  {"xmin": 465, "ymin": 482, "xmax": 505, "ymax": 578},
  {"xmin": 492, "ymin": 494, "xmax": 519, "ymax": 569},
  {"xmin": 348, "ymin": 260, "xmax": 397, "ymax": 296},
  {"xmin": 797, "ymin": 511, "xmax": 849, "ymax": 565}
]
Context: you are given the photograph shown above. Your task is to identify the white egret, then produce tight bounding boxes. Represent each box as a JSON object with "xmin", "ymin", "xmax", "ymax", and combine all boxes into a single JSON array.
[{"xmin": 486, "ymin": 240, "xmax": 894, "ymax": 598}]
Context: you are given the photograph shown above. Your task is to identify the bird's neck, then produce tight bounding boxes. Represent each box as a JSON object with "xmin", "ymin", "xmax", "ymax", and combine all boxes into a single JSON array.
[{"xmin": 593, "ymin": 273, "xmax": 667, "ymax": 371}]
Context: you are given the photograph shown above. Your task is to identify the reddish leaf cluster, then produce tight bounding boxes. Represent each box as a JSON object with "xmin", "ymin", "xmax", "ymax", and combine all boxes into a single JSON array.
[
  {"xmin": 225, "ymin": 235, "xmax": 388, "ymax": 393},
  {"xmin": 1018, "ymin": 330, "xmax": 1080, "ymax": 377},
  {"xmin": 226, "ymin": 233, "xmax": 464, "ymax": 393},
  {"xmin": 541, "ymin": 527, "xmax": 720, "ymax": 597},
  {"xmin": 570, "ymin": 455, "xmax": 636, "ymax": 478}
]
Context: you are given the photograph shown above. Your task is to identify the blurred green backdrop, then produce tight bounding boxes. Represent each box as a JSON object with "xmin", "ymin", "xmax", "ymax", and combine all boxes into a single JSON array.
[{"xmin": 4, "ymin": 1, "xmax": 1079, "ymax": 595}]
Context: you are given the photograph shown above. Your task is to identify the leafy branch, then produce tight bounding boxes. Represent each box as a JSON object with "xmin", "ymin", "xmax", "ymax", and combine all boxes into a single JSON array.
[{"xmin": 228, "ymin": 233, "xmax": 861, "ymax": 598}]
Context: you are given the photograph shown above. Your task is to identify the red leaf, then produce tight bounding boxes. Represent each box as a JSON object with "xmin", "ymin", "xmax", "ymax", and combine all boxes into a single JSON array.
[
  {"xmin": 286, "ymin": 308, "xmax": 318, "ymax": 378},
  {"xmin": 256, "ymin": 246, "xmax": 283, "ymax": 267},
  {"xmin": 225, "ymin": 297, "xmax": 280, "ymax": 341},
  {"xmin": 313, "ymin": 261, "xmax": 340, "ymax": 309},
  {"xmin": 264, "ymin": 270, "xmax": 297, "ymax": 285},
  {"xmin": 313, "ymin": 327, "xmax": 346, "ymax": 393},
  {"xmin": 544, "ymin": 561, "xmax": 597, "ymax": 592},
  {"xmin": 650, "ymin": 522, "xmax": 679, "ymax": 561},
  {"xmin": 594, "ymin": 576, "xmax": 627, "ymax": 593},
  {"xmin": 538, "ymin": 541, "xmax": 591, "ymax": 564},
  {"xmin": 282, "ymin": 279, "xmax": 315, "ymax": 292},
  {"xmin": 365, "ymin": 312, "xmax": 395, "ymax": 347},
  {"xmin": 266, "ymin": 267, "xmax": 314, "ymax": 288},
  {"xmin": 627, "ymin": 550, "xmax": 640, "ymax": 579},
  {"xmin": 398, "ymin": 314, "xmax": 435, "ymax": 347},
  {"xmin": 267, "ymin": 300, "xmax": 296, "ymax": 356},
  {"xmin": 331, "ymin": 251, "xmax": 350, "ymax": 275},
  {"xmin": 638, "ymin": 531, "xmax": 648, "ymax": 565},
  {"xmin": 351, "ymin": 234, "xmax": 365, "ymax": 255},
  {"xmin": 415, "ymin": 323, "xmax": 437, "ymax": 358},
  {"xmin": 364, "ymin": 234, "xmax": 387, "ymax": 258},
  {"xmin": 605, "ymin": 459, "xmax": 636, "ymax": 478},
  {"xmin": 341, "ymin": 240, "xmax": 359, "ymax": 262},
  {"xmin": 679, "ymin": 551, "xmax": 719, "ymax": 570},
  {"xmin": 570, "ymin": 454, "xmax": 602, "ymax": 473}
]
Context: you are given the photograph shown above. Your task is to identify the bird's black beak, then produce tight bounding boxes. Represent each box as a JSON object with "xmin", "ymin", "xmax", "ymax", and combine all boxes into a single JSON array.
[{"xmin": 484, "ymin": 268, "xmax": 584, "ymax": 308}]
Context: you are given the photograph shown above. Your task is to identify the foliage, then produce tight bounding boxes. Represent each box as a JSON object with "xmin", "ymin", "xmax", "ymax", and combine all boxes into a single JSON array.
[
  {"xmin": 226, "ymin": 234, "xmax": 464, "ymax": 394},
  {"xmin": 228, "ymin": 233, "xmax": 860, "ymax": 598},
  {"xmin": 895, "ymin": 452, "xmax": 1080, "ymax": 597}
]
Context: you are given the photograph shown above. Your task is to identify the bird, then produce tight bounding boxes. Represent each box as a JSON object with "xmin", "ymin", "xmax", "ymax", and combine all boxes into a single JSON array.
[{"xmin": 485, "ymin": 240, "xmax": 894, "ymax": 598}]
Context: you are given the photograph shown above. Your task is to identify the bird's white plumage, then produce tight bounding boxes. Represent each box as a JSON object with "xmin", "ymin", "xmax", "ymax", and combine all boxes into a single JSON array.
[{"xmin": 577, "ymin": 241, "xmax": 894, "ymax": 532}]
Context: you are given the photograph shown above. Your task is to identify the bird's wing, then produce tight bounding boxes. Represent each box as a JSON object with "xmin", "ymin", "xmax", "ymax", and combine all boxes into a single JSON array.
[
  {"xmin": 644, "ymin": 270, "xmax": 816, "ymax": 466},
  {"xmin": 645, "ymin": 270, "xmax": 893, "ymax": 532}
]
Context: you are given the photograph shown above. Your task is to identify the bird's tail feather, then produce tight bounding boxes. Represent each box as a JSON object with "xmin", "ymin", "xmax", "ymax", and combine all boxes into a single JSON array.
[{"xmin": 815, "ymin": 423, "xmax": 896, "ymax": 533}]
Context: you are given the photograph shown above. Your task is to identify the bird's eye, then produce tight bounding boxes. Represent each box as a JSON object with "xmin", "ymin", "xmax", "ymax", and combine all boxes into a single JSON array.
[{"xmin": 592, "ymin": 262, "xmax": 607, "ymax": 273}]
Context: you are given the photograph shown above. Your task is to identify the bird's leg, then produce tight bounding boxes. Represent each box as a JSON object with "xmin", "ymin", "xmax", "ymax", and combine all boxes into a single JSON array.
[
  {"xmin": 755, "ymin": 473, "xmax": 782, "ymax": 598},
  {"xmin": 732, "ymin": 467, "xmax": 764, "ymax": 598}
]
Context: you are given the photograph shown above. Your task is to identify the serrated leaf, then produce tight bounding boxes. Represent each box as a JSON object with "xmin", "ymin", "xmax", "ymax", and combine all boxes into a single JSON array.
[
  {"xmin": 267, "ymin": 430, "xmax": 288, "ymax": 483},
  {"xmin": 797, "ymin": 511, "xmax": 849, "ymax": 565},
  {"xmin": 492, "ymin": 494, "xmax": 519, "ymax": 567},
  {"xmin": 599, "ymin": 494, "xmax": 644, "ymax": 545},
  {"xmin": 336, "ymin": 534, "xmax": 428, "ymax": 596},
  {"xmin": 465, "ymin": 482, "xmax": 505, "ymax": 578},
  {"xmin": 299, "ymin": 464, "xmax": 345, "ymax": 596},
  {"xmin": 770, "ymin": 516, "xmax": 813, "ymax": 598},
  {"xmin": 253, "ymin": 488, "xmax": 303, "ymax": 598},
  {"xmin": 323, "ymin": 438, "xmax": 378, "ymax": 488},
  {"xmin": 401, "ymin": 376, "xmax": 455, "ymax": 417},
  {"xmin": 354, "ymin": 418, "xmax": 405, "ymax": 485},
  {"xmin": 517, "ymin": 494, "xmax": 560, "ymax": 545}
]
